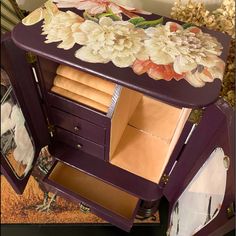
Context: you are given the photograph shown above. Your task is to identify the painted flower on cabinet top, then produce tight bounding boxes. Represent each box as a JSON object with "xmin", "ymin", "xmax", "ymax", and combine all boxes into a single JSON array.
[
  {"xmin": 132, "ymin": 22, "xmax": 225, "ymax": 87},
  {"xmin": 74, "ymin": 17, "xmax": 148, "ymax": 67},
  {"xmin": 21, "ymin": 0, "xmax": 226, "ymax": 88},
  {"xmin": 43, "ymin": 10, "xmax": 84, "ymax": 50},
  {"xmin": 53, "ymin": 0, "xmax": 151, "ymax": 18}
]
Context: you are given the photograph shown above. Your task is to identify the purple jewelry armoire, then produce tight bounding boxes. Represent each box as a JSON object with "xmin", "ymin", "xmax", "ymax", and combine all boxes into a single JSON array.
[{"xmin": 1, "ymin": 1, "xmax": 234, "ymax": 234}]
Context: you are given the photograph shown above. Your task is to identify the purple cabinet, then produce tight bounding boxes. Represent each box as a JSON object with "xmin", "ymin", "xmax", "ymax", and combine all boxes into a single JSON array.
[{"xmin": 1, "ymin": 5, "xmax": 233, "ymax": 233}]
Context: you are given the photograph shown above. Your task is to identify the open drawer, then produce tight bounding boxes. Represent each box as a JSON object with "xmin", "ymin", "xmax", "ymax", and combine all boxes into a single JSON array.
[{"xmin": 44, "ymin": 160, "xmax": 140, "ymax": 231}]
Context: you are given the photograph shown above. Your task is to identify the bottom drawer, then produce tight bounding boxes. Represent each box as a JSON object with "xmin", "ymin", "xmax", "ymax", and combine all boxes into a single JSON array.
[{"xmin": 44, "ymin": 161, "xmax": 140, "ymax": 231}]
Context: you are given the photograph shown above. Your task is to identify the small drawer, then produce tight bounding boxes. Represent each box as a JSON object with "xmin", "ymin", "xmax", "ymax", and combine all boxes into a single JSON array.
[
  {"xmin": 47, "ymin": 92, "xmax": 110, "ymax": 128},
  {"xmin": 50, "ymin": 107, "xmax": 106, "ymax": 145},
  {"xmin": 55, "ymin": 127, "xmax": 104, "ymax": 160},
  {"xmin": 44, "ymin": 161, "xmax": 140, "ymax": 231}
]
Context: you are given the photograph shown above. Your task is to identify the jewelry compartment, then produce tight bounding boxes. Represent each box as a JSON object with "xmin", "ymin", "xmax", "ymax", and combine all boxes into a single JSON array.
[
  {"xmin": 109, "ymin": 94, "xmax": 192, "ymax": 183},
  {"xmin": 36, "ymin": 57, "xmax": 118, "ymax": 115},
  {"xmin": 44, "ymin": 158, "xmax": 140, "ymax": 231},
  {"xmin": 47, "ymin": 92, "xmax": 110, "ymax": 128},
  {"xmin": 36, "ymin": 54, "xmax": 193, "ymax": 183}
]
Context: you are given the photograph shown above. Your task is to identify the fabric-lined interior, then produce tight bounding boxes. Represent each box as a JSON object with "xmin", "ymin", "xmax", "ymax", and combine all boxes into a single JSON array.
[
  {"xmin": 51, "ymin": 65, "xmax": 116, "ymax": 113},
  {"xmin": 109, "ymin": 87, "xmax": 142, "ymax": 157},
  {"xmin": 48, "ymin": 161, "xmax": 139, "ymax": 219},
  {"xmin": 129, "ymin": 97, "xmax": 182, "ymax": 143},
  {"xmin": 110, "ymin": 96, "xmax": 191, "ymax": 183},
  {"xmin": 49, "ymin": 64, "xmax": 191, "ymax": 184}
]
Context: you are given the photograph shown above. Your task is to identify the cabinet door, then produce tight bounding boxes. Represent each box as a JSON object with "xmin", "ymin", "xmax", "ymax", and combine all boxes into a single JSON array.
[
  {"xmin": 1, "ymin": 33, "xmax": 50, "ymax": 194},
  {"xmin": 165, "ymin": 99, "xmax": 234, "ymax": 236}
]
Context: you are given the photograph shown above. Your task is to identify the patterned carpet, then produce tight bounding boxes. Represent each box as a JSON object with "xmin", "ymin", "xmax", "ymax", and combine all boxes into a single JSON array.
[{"xmin": 1, "ymin": 149, "xmax": 159, "ymax": 224}]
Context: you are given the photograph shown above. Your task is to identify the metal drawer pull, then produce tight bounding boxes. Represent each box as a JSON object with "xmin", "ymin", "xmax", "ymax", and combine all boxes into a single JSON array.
[
  {"xmin": 74, "ymin": 126, "xmax": 80, "ymax": 132},
  {"xmin": 79, "ymin": 202, "xmax": 90, "ymax": 213},
  {"xmin": 77, "ymin": 144, "xmax": 83, "ymax": 149}
]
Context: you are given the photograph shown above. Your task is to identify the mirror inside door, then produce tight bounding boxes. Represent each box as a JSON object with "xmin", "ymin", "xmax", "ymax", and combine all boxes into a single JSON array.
[
  {"xmin": 168, "ymin": 147, "xmax": 228, "ymax": 235},
  {"xmin": 1, "ymin": 68, "xmax": 35, "ymax": 179}
]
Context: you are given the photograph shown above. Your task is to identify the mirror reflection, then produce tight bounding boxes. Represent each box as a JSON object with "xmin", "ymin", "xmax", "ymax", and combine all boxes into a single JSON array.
[{"xmin": 1, "ymin": 68, "xmax": 35, "ymax": 179}]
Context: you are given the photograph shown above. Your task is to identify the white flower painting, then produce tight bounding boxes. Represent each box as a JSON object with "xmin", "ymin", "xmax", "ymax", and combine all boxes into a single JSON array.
[
  {"xmin": 22, "ymin": 0, "xmax": 226, "ymax": 88},
  {"xmin": 74, "ymin": 17, "xmax": 148, "ymax": 67}
]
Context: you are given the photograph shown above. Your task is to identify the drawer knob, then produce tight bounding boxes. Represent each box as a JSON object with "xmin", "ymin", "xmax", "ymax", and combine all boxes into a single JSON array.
[
  {"xmin": 77, "ymin": 144, "xmax": 83, "ymax": 149},
  {"xmin": 79, "ymin": 202, "xmax": 90, "ymax": 213},
  {"xmin": 74, "ymin": 126, "xmax": 80, "ymax": 132}
]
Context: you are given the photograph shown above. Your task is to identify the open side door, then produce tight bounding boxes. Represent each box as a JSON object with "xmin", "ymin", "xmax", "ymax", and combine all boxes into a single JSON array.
[
  {"xmin": 164, "ymin": 99, "xmax": 234, "ymax": 236},
  {"xmin": 1, "ymin": 33, "xmax": 50, "ymax": 194}
]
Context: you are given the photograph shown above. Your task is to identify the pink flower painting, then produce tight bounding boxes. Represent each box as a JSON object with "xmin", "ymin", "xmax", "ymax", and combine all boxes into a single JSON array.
[{"xmin": 53, "ymin": 0, "xmax": 151, "ymax": 18}]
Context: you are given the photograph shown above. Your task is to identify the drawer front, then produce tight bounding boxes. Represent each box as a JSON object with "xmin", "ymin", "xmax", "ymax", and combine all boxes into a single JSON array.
[
  {"xmin": 44, "ymin": 161, "xmax": 140, "ymax": 231},
  {"xmin": 51, "ymin": 107, "xmax": 106, "ymax": 145},
  {"xmin": 47, "ymin": 92, "xmax": 110, "ymax": 128},
  {"xmin": 55, "ymin": 127, "xmax": 105, "ymax": 160}
]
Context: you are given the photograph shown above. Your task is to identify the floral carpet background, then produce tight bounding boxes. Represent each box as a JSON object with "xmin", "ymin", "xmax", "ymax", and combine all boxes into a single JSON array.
[{"xmin": 1, "ymin": 175, "xmax": 108, "ymax": 224}]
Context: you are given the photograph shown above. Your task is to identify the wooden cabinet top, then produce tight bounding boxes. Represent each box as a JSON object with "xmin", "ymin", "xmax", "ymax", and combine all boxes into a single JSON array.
[{"xmin": 12, "ymin": 4, "xmax": 231, "ymax": 108}]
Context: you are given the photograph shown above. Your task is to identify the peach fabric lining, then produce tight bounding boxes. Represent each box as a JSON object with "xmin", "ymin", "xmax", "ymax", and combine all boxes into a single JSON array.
[
  {"xmin": 110, "ymin": 96, "xmax": 191, "ymax": 183},
  {"xmin": 53, "ymin": 75, "xmax": 113, "ymax": 107},
  {"xmin": 129, "ymin": 96, "xmax": 182, "ymax": 142},
  {"xmin": 56, "ymin": 65, "xmax": 116, "ymax": 95},
  {"xmin": 110, "ymin": 87, "xmax": 142, "ymax": 157},
  {"xmin": 49, "ymin": 161, "xmax": 139, "ymax": 219},
  {"xmin": 110, "ymin": 125, "xmax": 170, "ymax": 183},
  {"xmin": 51, "ymin": 86, "xmax": 109, "ymax": 113}
]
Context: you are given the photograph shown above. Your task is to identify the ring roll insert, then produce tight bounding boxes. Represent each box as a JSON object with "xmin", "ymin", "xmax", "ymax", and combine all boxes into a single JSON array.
[
  {"xmin": 56, "ymin": 65, "xmax": 116, "ymax": 95},
  {"xmin": 51, "ymin": 86, "xmax": 109, "ymax": 113},
  {"xmin": 53, "ymin": 75, "xmax": 113, "ymax": 107}
]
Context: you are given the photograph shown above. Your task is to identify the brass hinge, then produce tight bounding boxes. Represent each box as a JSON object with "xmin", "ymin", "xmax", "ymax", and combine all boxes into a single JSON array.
[
  {"xmin": 188, "ymin": 108, "xmax": 204, "ymax": 124},
  {"xmin": 79, "ymin": 202, "xmax": 90, "ymax": 213},
  {"xmin": 26, "ymin": 52, "xmax": 37, "ymax": 64},
  {"xmin": 48, "ymin": 124, "xmax": 55, "ymax": 137},
  {"xmin": 226, "ymin": 202, "xmax": 235, "ymax": 219},
  {"xmin": 223, "ymin": 155, "xmax": 230, "ymax": 170},
  {"xmin": 161, "ymin": 173, "xmax": 169, "ymax": 185}
]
